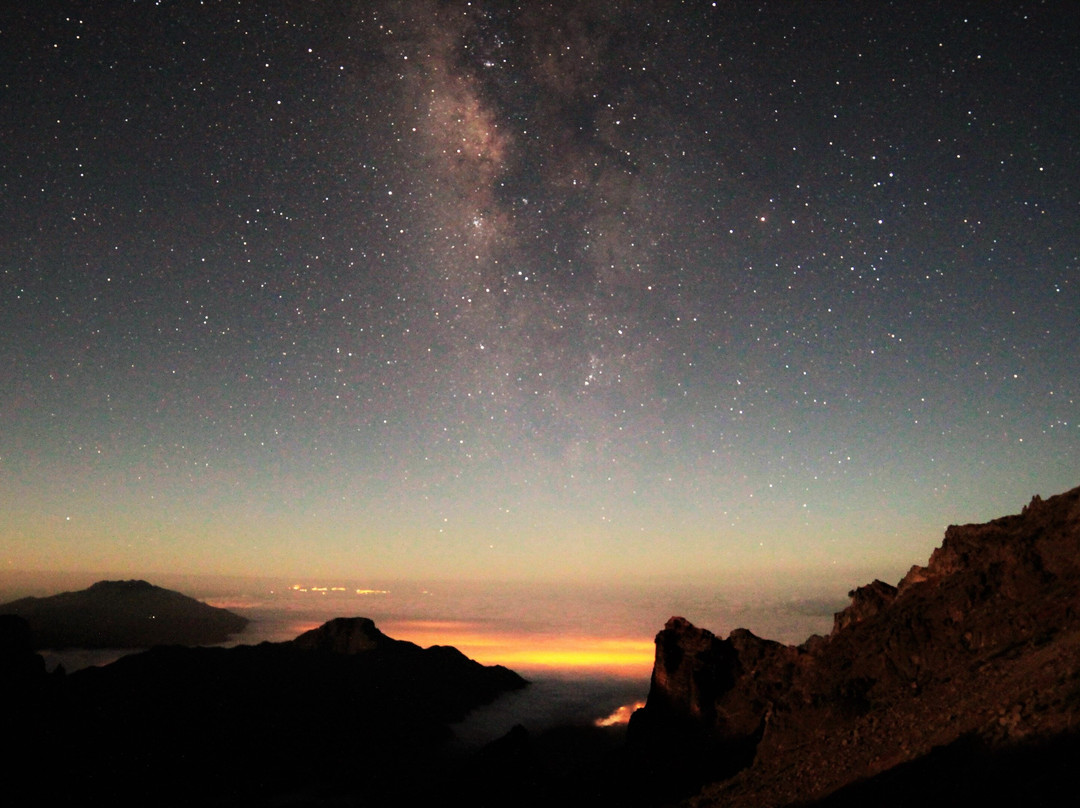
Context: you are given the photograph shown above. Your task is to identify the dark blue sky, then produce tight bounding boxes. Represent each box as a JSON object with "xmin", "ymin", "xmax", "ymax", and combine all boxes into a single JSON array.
[{"xmin": 2, "ymin": 1, "xmax": 1077, "ymax": 583}]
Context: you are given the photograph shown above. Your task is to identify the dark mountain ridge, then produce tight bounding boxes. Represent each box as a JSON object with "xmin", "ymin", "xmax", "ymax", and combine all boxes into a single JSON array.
[
  {"xmin": 0, "ymin": 578, "xmax": 248, "ymax": 648},
  {"xmin": 5, "ymin": 487, "xmax": 1079, "ymax": 806},
  {"xmin": 629, "ymin": 485, "xmax": 1080, "ymax": 806},
  {"xmin": 2, "ymin": 614, "xmax": 527, "ymax": 806}
]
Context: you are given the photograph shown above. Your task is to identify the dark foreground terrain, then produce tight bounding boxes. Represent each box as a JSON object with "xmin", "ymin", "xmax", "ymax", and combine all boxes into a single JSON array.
[
  {"xmin": 4, "ymin": 485, "xmax": 1079, "ymax": 806},
  {"xmin": 1, "ymin": 615, "xmax": 526, "ymax": 806}
]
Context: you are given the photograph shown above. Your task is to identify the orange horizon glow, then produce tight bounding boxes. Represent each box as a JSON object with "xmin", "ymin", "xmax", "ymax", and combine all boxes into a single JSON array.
[
  {"xmin": 383, "ymin": 619, "xmax": 656, "ymax": 677},
  {"xmin": 271, "ymin": 618, "xmax": 656, "ymax": 677}
]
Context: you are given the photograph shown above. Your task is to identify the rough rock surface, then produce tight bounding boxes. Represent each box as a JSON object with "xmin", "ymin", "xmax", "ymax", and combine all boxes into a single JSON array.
[{"xmin": 631, "ymin": 485, "xmax": 1080, "ymax": 807}]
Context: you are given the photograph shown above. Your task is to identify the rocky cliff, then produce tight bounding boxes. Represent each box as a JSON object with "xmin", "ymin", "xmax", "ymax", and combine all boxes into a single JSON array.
[{"xmin": 630, "ymin": 485, "xmax": 1080, "ymax": 807}]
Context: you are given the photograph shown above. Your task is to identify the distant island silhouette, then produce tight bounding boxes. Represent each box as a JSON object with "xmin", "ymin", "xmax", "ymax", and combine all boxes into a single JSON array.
[{"xmin": 0, "ymin": 578, "xmax": 248, "ymax": 648}]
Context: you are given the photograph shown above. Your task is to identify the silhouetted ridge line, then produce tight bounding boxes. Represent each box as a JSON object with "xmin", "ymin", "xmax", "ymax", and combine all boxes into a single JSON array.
[{"xmin": 1, "ymin": 615, "xmax": 527, "ymax": 806}]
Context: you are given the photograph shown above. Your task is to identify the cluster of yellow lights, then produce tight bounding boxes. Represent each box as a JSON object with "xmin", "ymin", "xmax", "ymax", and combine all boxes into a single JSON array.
[{"xmin": 288, "ymin": 584, "xmax": 388, "ymax": 595}]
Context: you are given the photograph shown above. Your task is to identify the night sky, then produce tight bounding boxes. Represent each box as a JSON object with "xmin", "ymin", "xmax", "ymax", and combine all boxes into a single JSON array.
[{"xmin": 3, "ymin": 2, "xmax": 1078, "ymax": 585}]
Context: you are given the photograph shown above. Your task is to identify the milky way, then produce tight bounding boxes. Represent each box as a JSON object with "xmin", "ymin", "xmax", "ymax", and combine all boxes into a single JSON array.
[{"xmin": 2, "ymin": 1, "xmax": 1077, "ymax": 581}]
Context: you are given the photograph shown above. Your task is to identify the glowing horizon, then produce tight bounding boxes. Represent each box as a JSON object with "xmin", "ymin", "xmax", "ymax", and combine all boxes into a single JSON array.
[
  {"xmin": 3, "ymin": 5, "xmax": 1077, "ymax": 593},
  {"xmin": 383, "ymin": 620, "xmax": 657, "ymax": 677}
]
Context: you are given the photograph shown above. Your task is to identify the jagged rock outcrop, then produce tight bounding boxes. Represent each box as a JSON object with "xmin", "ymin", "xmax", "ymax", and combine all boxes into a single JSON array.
[
  {"xmin": 633, "ymin": 618, "xmax": 800, "ymax": 740},
  {"xmin": 0, "ymin": 579, "xmax": 248, "ymax": 648},
  {"xmin": 626, "ymin": 618, "xmax": 804, "ymax": 803},
  {"xmin": 630, "ymin": 485, "xmax": 1080, "ymax": 807},
  {"xmin": 831, "ymin": 579, "xmax": 896, "ymax": 634}
]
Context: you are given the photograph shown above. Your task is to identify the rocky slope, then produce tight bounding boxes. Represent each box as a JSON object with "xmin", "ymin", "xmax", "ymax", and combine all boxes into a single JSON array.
[
  {"xmin": 0, "ymin": 578, "xmax": 248, "ymax": 648},
  {"xmin": 630, "ymin": 485, "xmax": 1080, "ymax": 807}
]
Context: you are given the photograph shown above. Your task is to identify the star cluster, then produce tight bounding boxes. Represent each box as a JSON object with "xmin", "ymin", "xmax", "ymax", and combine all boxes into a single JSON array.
[{"xmin": 2, "ymin": 1, "xmax": 1077, "ymax": 582}]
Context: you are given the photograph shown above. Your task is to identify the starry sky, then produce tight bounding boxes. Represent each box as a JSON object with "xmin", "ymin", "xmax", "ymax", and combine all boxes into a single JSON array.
[{"xmin": 2, "ymin": 1, "xmax": 1078, "ymax": 585}]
